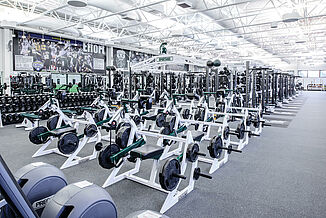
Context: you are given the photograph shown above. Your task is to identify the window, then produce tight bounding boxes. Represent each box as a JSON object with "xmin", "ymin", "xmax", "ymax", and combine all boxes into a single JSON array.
[
  {"xmin": 320, "ymin": 71, "xmax": 326, "ymax": 78},
  {"xmin": 307, "ymin": 70, "xmax": 320, "ymax": 78},
  {"xmin": 298, "ymin": 70, "xmax": 308, "ymax": 78}
]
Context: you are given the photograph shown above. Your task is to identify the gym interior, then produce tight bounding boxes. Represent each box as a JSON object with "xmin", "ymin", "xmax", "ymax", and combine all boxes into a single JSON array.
[{"xmin": 0, "ymin": 0, "xmax": 325, "ymax": 218}]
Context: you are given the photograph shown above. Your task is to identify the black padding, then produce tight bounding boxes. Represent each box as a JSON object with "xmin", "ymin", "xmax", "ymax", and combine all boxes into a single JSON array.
[
  {"xmin": 130, "ymin": 144, "xmax": 164, "ymax": 160},
  {"xmin": 192, "ymin": 132, "xmax": 205, "ymax": 142},
  {"xmin": 186, "ymin": 93, "xmax": 195, "ymax": 100},
  {"xmin": 51, "ymin": 127, "xmax": 76, "ymax": 137},
  {"xmin": 142, "ymin": 114, "xmax": 157, "ymax": 121}
]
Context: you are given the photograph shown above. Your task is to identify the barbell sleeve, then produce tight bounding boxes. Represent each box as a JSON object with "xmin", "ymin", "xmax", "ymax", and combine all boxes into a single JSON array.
[
  {"xmin": 172, "ymin": 173, "xmax": 187, "ymax": 180},
  {"xmin": 198, "ymin": 173, "xmax": 212, "ymax": 179}
]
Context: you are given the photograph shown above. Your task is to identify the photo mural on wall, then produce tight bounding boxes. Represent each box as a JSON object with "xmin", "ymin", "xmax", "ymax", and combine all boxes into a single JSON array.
[
  {"xmin": 13, "ymin": 31, "xmax": 106, "ymax": 74},
  {"xmin": 130, "ymin": 51, "xmax": 153, "ymax": 67},
  {"xmin": 113, "ymin": 48, "xmax": 129, "ymax": 70},
  {"xmin": 113, "ymin": 47, "xmax": 154, "ymax": 70}
]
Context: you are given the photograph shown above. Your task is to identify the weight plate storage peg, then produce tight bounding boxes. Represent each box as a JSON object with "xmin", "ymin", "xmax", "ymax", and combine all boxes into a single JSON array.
[
  {"xmin": 159, "ymin": 158, "xmax": 185, "ymax": 191},
  {"xmin": 29, "ymin": 126, "xmax": 49, "ymax": 144},
  {"xmin": 98, "ymin": 144, "xmax": 120, "ymax": 169},
  {"xmin": 57, "ymin": 132, "xmax": 79, "ymax": 155},
  {"xmin": 95, "ymin": 142, "xmax": 103, "ymax": 151},
  {"xmin": 193, "ymin": 167, "xmax": 213, "ymax": 180}
]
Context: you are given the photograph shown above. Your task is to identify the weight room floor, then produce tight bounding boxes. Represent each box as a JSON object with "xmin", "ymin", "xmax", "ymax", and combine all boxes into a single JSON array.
[{"xmin": 1, "ymin": 91, "xmax": 326, "ymax": 218}]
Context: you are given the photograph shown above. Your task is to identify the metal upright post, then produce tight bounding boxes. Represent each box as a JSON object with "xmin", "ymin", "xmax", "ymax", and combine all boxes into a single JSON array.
[
  {"xmin": 266, "ymin": 71, "xmax": 270, "ymax": 106},
  {"xmin": 279, "ymin": 74, "xmax": 282, "ymax": 102},
  {"xmin": 215, "ymin": 68, "xmax": 219, "ymax": 92},
  {"xmin": 206, "ymin": 67, "xmax": 210, "ymax": 92},
  {"xmin": 169, "ymin": 73, "xmax": 172, "ymax": 97},
  {"xmin": 183, "ymin": 73, "xmax": 186, "ymax": 94},
  {"xmin": 141, "ymin": 72, "xmax": 145, "ymax": 90},
  {"xmin": 245, "ymin": 61, "xmax": 250, "ymax": 107},
  {"xmin": 160, "ymin": 72, "xmax": 164, "ymax": 95},
  {"xmin": 129, "ymin": 67, "xmax": 132, "ymax": 99},
  {"xmin": 252, "ymin": 69, "xmax": 256, "ymax": 108},
  {"xmin": 108, "ymin": 69, "xmax": 111, "ymax": 89},
  {"xmin": 261, "ymin": 69, "xmax": 266, "ymax": 110}
]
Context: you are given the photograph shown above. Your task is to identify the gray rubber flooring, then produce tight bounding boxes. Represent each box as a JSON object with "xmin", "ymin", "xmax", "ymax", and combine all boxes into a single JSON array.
[{"xmin": 1, "ymin": 91, "xmax": 326, "ymax": 217}]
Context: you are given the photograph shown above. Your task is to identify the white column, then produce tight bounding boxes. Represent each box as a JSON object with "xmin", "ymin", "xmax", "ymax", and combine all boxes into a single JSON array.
[
  {"xmin": 0, "ymin": 28, "xmax": 13, "ymax": 94},
  {"xmin": 0, "ymin": 29, "xmax": 3, "ymax": 84},
  {"xmin": 107, "ymin": 46, "xmax": 113, "ymax": 66}
]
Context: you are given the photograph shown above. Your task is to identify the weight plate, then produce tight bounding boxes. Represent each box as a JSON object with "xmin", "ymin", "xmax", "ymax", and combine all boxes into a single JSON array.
[
  {"xmin": 133, "ymin": 115, "xmax": 141, "ymax": 126},
  {"xmin": 47, "ymin": 115, "xmax": 60, "ymax": 131},
  {"xmin": 193, "ymin": 167, "xmax": 201, "ymax": 180},
  {"xmin": 194, "ymin": 109, "xmax": 205, "ymax": 121},
  {"xmin": 138, "ymin": 99, "xmax": 146, "ymax": 109},
  {"xmin": 95, "ymin": 142, "xmax": 103, "ymax": 151},
  {"xmin": 84, "ymin": 124, "xmax": 98, "ymax": 138},
  {"xmin": 253, "ymin": 115, "xmax": 260, "ymax": 128},
  {"xmin": 186, "ymin": 143, "xmax": 200, "ymax": 163},
  {"xmin": 29, "ymin": 126, "xmax": 49, "ymax": 144},
  {"xmin": 182, "ymin": 109, "xmax": 190, "ymax": 119},
  {"xmin": 236, "ymin": 122, "xmax": 245, "ymax": 140},
  {"xmin": 116, "ymin": 121, "xmax": 130, "ymax": 132},
  {"xmin": 146, "ymin": 98, "xmax": 153, "ymax": 110},
  {"xmin": 246, "ymin": 114, "xmax": 253, "ymax": 127},
  {"xmin": 223, "ymin": 126, "xmax": 230, "ymax": 140},
  {"xmin": 164, "ymin": 115, "xmax": 176, "ymax": 132},
  {"xmin": 156, "ymin": 113, "xmax": 165, "ymax": 127},
  {"xmin": 159, "ymin": 158, "xmax": 181, "ymax": 191},
  {"xmin": 116, "ymin": 126, "xmax": 131, "ymax": 149},
  {"xmin": 57, "ymin": 132, "xmax": 79, "ymax": 155},
  {"xmin": 98, "ymin": 144, "xmax": 120, "ymax": 169},
  {"xmin": 208, "ymin": 135, "xmax": 223, "ymax": 159},
  {"xmin": 94, "ymin": 108, "xmax": 105, "ymax": 123},
  {"xmin": 161, "ymin": 127, "xmax": 172, "ymax": 146}
]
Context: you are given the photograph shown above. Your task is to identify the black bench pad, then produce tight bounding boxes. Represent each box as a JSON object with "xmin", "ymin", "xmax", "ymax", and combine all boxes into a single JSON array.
[
  {"xmin": 130, "ymin": 144, "xmax": 164, "ymax": 160},
  {"xmin": 142, "ymin": 114, "xmax": 157, "ymax": 121},
  {"xmin": 192, "ymin": 131, "xmax": 205, "ymax": 142},
  {"xmin": 21, "ymin": 113, "xmax": 40, "ymax": 120},
  {"xmin": 51, "ymin": 127, "xmax": 76, "ymax": 137}
]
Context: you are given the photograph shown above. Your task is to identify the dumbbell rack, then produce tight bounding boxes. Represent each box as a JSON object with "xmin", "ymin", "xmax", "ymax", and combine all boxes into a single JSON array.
[{"xmin": 0, "ymin": 92, "xmax": 97, "ymax": 127}]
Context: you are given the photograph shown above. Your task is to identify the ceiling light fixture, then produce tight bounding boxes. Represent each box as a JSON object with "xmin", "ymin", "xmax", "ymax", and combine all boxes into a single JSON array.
[
  {"xmin": 177, "ymin": 1, "xmax": 193, "ymax": 8},
  {"xmin": 282, "ymin": 10, "xmax": 301, "ymax": 22},
  {"xmin": 76, "ymin": 22, "xmax": 84, "ymax": 29},
  {"xmin": 271, "ymin": 22, "xmax": 278, "ymax": 28},
  {"xmin": 67, "ymin": 0, "xmax": 87, "ymax": 7}
]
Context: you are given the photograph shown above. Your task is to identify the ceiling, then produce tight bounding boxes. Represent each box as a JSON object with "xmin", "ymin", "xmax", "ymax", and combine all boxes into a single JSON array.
[{"xmin": 0, "ymin": 0, "xmax": 326, "ymax": 69}]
